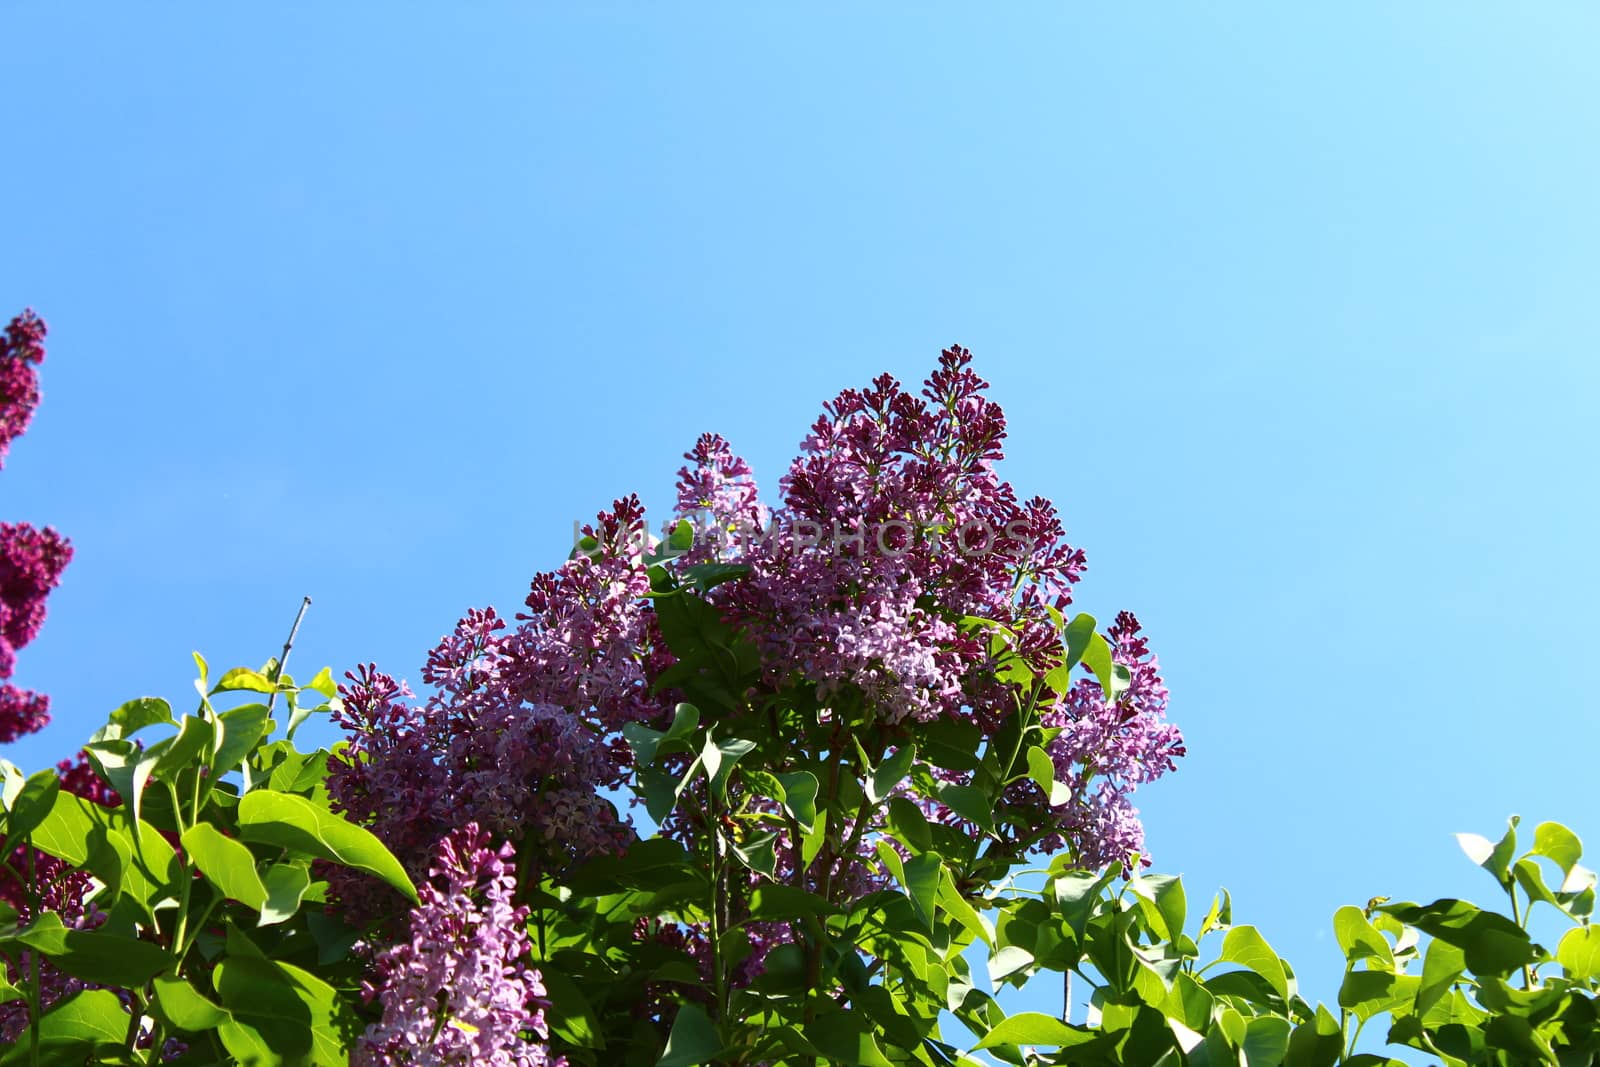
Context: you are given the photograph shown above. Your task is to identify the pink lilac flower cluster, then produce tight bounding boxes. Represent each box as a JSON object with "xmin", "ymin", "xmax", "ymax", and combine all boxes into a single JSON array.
[
  {"xmin": 0, "ymin": 310, "xmax": 71, "ymax": 745},
  {"xmin": 354, "ymin": 824, "xmax": 565, "ymax": 1067}
]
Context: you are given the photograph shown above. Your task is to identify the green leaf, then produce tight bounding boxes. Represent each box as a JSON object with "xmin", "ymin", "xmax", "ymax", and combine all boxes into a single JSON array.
[
  {"xmin": 940, "ymin": 868, "xmax": 994, "ymax": 947},
  {"xmin": 0, "ymin": 761, "xmax": 22, "ymax": 812},
  {"xmin": 1130, "ymin": 873, "xmax": 1186, "ymax": 943},
  {"xmin": 1242, "ymin": 1016, "xmax": 1292, "ymax": 1066},
  {"xmin": 93, "ymin": 696, "xmax": 175, "ymax": 743},
  {"xmin": 1416, "ymin": 936, "xmax": 1466, "ymax": 1017},
  {"xmin": 154, "ymin": 715, "xmax": 215, "ymax": 779},
  {"xmin": 1513, "ymin": 857, "xmax": 1560, "ymax": 910},
  {"xmin": 214, "ymin": 955, "xmax": 357, "ymax": 1067},
  {"xmin": 1531, "ymin": 821, "xmax": 1582, "ymax": 876},
  {"xmin": 1284, "ymin": 1003, "xmax": 1343, "ymax": 1067},
  {"xmin": 1081, "ymin": 631, "xmax": 1115, "ymax": 702},
  {"xmin": 902, "ymin": 850, "xmax": 942, "ymax": 931},
  {"xmin": 214, "ymin": 667, "xmax": 277, "ymax": 694},
  {"xmin": 1339, "ymin": 970, "xmax": 1418, "ymax": 1022},
  {"xmin": 0, "ymin": 769, "xmax": 59, "ymax": 850},
  {"xmin": 213, "ymin": 703, "xmax": 273, "ymax": 778},
  {"xmin": 304, "ymin": 667, "xmax": 338, "ymax": 700},
  {"xmin": 152, "ymin": 975, "xmax": 230, "ymax": 1031},
  {"xmin": 1062, "ymin": 613, "xmax": 1097, "ymax": 673},
  {"xmin": 704, "ymin": 735, "xmax": 756, "ymax": 800},
  {"xmin": 667, "ymin": 518, "xmax": 695, "ymax": 553},
  {"xmin": 83, "ymin": 738, "xmax": 162, "ymax": 830},
  {"xmin": 801, "ymin": 809, "xmax": 828, "ymax": 868},
  {"xmin": 806, "ymin": 1021, "xmax": 897, "ymax": 1067},
  {"xmin": 1219, "ymin": 925, "xmax": 1289, "ymax": 1001},
  {"xmin": 1199, "ymin": 888, "xmax": 1233, "ymax": 936},
  {"xmin": 774, "ymin": 770, "xmax": 818, "ymax": 831},
  {"xmin": 1024, "ymin": 747, "xmax": 1071, "ymax": 807},
  {"xmin": 869, "ymin": 744, "xmax": 916, "ymax": 805},
  {"xmin": 886, "ymin": 795, "xmax": 932, "ymax": 854},
  {"xmin": 936, "ymin": 783, "xmax": 995, "ymax": 833},
  {"xmin": 0, "ymin": 988, "xmax": 128, "ymax": 1065},
  {"xmin": 973, "ymin": 1011, "xmax": 1087, "ymax": 1050},
  {"xmin": 1457, "ymin": 818, "xmax": 1518, "ymax": 888},
  {"xmin": 259, "ymin": 863, "xmax": 313, "ymax": 926},
  {"xmin": 27, "ymin": 790, "xmax": 101, "ymax": 866},
  {"xmin": 747, "ymin": 883, "xmax": 837, "ymax": 922},
  {"xmin": 238, "ymin": 790, "xmax": 418, "ymax": 903},
  {"xmin": 657, "ymin": 1001, "xmax": 721, "ymax": 1067},
  {"xmin": 1378, "ymin": 899, "xmax": 1537, "ymax": 977},
  {"xmin": 0, "ymin": 913, "xmax": 171, "ymax": 987},
  {"xmin": 1333, "ymin": 905, "xmax": 1394, "ymax": 969},
  {"xmin": 1558, "ymin": 925, "xmax": 1600, "ymax": 980},
  {"xmin": 730, "ymin": 830, "xmax": 778, "ymax": 879},
  {"xmin": 623, "ymin": 703, "xmax": 700, "ymax": 767},
  {"xmin": 540, "ymin": 967, "xmax": 604, "ymax": 1050},
  {"xmin": 182, "ymin": 823, "xmax": 268, "ymax": 910}
]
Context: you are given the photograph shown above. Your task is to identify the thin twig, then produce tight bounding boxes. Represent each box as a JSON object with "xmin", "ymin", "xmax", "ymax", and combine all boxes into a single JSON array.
[{"xmin": 266, "ymin": 596, "xmax": 312, "ymax": 713}]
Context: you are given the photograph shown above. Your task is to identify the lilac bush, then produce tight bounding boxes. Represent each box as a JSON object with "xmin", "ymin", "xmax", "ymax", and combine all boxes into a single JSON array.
[{"xmin": 327, "ymin": 345, "xmax": 1186, "ymax": 1063}]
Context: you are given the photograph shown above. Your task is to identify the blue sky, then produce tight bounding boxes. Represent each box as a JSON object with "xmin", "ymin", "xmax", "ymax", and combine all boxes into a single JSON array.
[{"xmin": 4, "ymin": 2, "xmax": 1598, "ymax": 1042}]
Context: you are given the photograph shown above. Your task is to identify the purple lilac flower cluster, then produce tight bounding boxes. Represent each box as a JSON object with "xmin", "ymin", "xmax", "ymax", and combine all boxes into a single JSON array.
[
  {"xmin": 354, "ymin": 824, "xmax": 565, "ymax": 1067},
  {"xmin": 0, "ymin": 310, "xmax": 46, "ymax": 469},
  {"xmin": 1040, "ymin": 611, "xmax": 1187, "ymax": 867},
  {"xmin": 0, "ymin": 310, "xmax": 72, "ymax": 745},
  {"xmin": 328, "ymin": 602, "xmax": 635, "ymax": 911},
  {"xmin": 672, "ymin": 348, "xmax": 1180, "ymax": 864},
  {"xmin": 681, "ymin": 349, "xmax": 1087, "ymax": 729}
]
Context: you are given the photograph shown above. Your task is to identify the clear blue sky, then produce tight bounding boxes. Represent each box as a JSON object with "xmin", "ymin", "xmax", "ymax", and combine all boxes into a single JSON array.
[{"xmin": 4, "ymin": 2, "xmax": 1598, "ymax": 1040}]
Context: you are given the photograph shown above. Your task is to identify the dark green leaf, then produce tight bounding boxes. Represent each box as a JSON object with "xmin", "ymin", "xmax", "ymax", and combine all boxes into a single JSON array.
[
  {"xmin": 869, "ymin": 744, "xmax": 915, "ymax": 805},
  {"xmin": 1378, "ymin": 899, "xmax": 1537, "ymax": 977},
  {"xmin": 936, "ymin": 783, "xmax": 994, "ymax": 833},
  {"xmin": 623, "ymin": 703, "xmax": 700, "ymax": 767},
  {"xmin": 0, "ymin": 913, "xmax": 171, "ymax": 987},
  {"xmin": 152, "ymin": 975, "xmax": 230, "ymax": 1031},
  {"xmin": 730, "ymin": 831, "xmax": 777, "ymax": 878},
  {"xmin": 657, "ymin": 1002, "xmax": 721, "ymax": 1067},
  {"xmin": 0, "ymin": 989, "xmax": 128, "ymax": 1065},
  {"xmin": 774, "ymin": 770, "xmax": 818, "ymax": 831}
]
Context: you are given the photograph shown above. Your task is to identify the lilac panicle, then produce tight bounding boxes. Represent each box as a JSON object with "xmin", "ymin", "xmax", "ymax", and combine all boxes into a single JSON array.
[{"xmin": 355, "ymin": 824, "xmax": 565, "ymax": 1067}]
